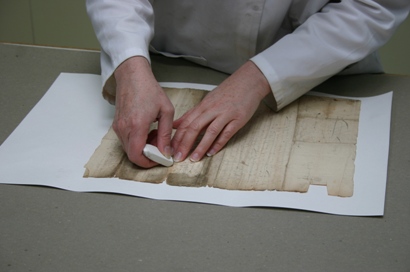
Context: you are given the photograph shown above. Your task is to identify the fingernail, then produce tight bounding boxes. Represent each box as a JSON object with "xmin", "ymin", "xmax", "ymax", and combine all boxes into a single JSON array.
[
  {"xmin": 206, "ymin": 148, "xmax": 216, "ymax": 157},
  {"xmin": 190, "ymin": 153, "xmax": 200, "ymax": 162},
  {"xmin": 164, "ymin": 146, "xmax": 173, "ymax": 159},
  {"xmin": 173, "ymin": 151, "xmax": 183, "ymax": 162}
]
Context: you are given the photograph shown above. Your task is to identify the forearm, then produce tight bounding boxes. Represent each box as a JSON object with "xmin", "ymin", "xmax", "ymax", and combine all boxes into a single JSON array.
[
  {"xmin": 252, "ymin": 0, "xmax": 410, "ymax": 110},
  {"xmin": 114, "ymin": 56, "xmax": 154, "ymax": 89}
]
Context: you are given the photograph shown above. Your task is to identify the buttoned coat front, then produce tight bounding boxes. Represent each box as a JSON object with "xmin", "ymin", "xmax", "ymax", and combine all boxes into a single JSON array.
[{"xmin": 87, "ymin": 0, "xmax": 409, "ymax": 109}]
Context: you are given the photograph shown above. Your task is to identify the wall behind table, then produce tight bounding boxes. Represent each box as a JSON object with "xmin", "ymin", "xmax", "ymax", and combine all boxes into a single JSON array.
[
  {"xmin": 0, "ymin": 0, "xmax": 100, "ymax": 49},
  {"xmin": 1, "ymin": 0, "xmax": 409, "ymax": 74}
]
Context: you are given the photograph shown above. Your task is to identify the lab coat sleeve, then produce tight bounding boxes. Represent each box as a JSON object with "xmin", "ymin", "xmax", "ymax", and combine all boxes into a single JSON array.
[
  {"xmin": 86, "ymin": 0, "xmax": 154, "ymax": 102},
  {"xmin": 251, "ymin": 0, "xmax": 410, "ymax": 111}
]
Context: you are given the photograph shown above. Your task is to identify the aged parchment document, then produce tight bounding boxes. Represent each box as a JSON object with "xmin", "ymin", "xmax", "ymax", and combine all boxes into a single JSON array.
[{"xmin": 84, "ymin": 88, "xmax": 360, "ymax": 197}]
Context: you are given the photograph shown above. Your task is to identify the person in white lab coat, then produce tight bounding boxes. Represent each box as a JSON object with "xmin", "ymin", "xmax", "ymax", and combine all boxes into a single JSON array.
[{"xmin": 87, "ymin": 0, "xmax": 409, "ymax": 168}]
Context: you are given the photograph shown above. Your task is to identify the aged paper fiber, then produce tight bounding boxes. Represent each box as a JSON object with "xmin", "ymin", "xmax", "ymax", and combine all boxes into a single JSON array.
[{"xmin": 84, "ymin": 88, "xmax": 361, "ymax": 197}]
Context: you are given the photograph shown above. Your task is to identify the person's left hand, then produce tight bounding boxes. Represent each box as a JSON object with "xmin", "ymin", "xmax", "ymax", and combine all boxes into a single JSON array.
[{"xmin": 171, "ymin": 61, "xmax": 272, "ymax": 162}]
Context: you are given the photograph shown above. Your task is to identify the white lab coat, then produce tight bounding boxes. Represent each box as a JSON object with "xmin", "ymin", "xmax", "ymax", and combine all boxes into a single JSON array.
[{"xmin": 86, "ymin": 0, "xmax": 409, "ymax": 110}]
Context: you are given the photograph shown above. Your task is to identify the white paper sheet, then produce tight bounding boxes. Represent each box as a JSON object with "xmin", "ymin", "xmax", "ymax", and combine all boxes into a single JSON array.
[{"xmin": 0, "ymin": 73, "xmax": 392, "ymax": 216}]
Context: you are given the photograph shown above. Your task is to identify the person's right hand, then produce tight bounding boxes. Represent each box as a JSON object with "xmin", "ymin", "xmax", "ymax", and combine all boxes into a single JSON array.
[{"xmin": 113, "ymin": 56, "xmax": 174, "ymax": 168}]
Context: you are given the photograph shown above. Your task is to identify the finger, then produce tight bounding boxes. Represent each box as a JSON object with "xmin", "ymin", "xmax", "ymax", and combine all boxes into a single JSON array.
[
  {"xmin": 127, "ymin": 129, "xmax": 159, "ymax": 168},
  {"xmin": 156, "ymin": 105, "xmax": 174, "ymax": 158},
  {"xmin": 112, "ymin": 119, "xmax": 130, "ymax": 157},
  {"xmin": 173, "ymin": 107, "xmax": 194, "ymax": 129},
  {"xmin": 115, "ymin": 127, "xmax": 158, "ymax": 168},
  {"xmin": 171, "ymin": 106, "xmax": 204, "ymax": 156},
  {"xmin": 119, "ymin": 114, "xmax": 158, "ymax": 168},
  {"xmin": 188, "ymin": 116, "xmax": 227, "ymax": 162},
  {"xmin": 172, "ymin": 112, "xmax": 214, "ymax": 162},
  {"xmin": 205, "ymin": 120, "xmax": 242, "ymax": 157}
]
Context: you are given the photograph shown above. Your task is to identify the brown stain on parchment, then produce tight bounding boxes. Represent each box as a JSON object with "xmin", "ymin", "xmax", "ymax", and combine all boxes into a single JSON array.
[{"xmin": 84, "ymin": 90, "xmax": 361, "ymax": 198}]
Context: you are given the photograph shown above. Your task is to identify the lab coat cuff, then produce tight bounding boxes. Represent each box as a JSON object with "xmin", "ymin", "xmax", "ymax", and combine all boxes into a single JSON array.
[
  {"xmin": 251, "ymin": 54, "xmax": 295, "ymax": 111},
  {"xmin": 100, "ymin": 47, "xmax": 151, "ymax": 104},
  {"xmin": 102, "ymin": 47, "xmax": 151, "ymax": 86}
]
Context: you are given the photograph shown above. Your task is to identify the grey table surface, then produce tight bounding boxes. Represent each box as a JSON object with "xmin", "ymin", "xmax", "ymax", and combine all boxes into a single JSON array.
[{"xmin": 1, "ymin": 43, "xmax": 409, "ymax": 272}]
